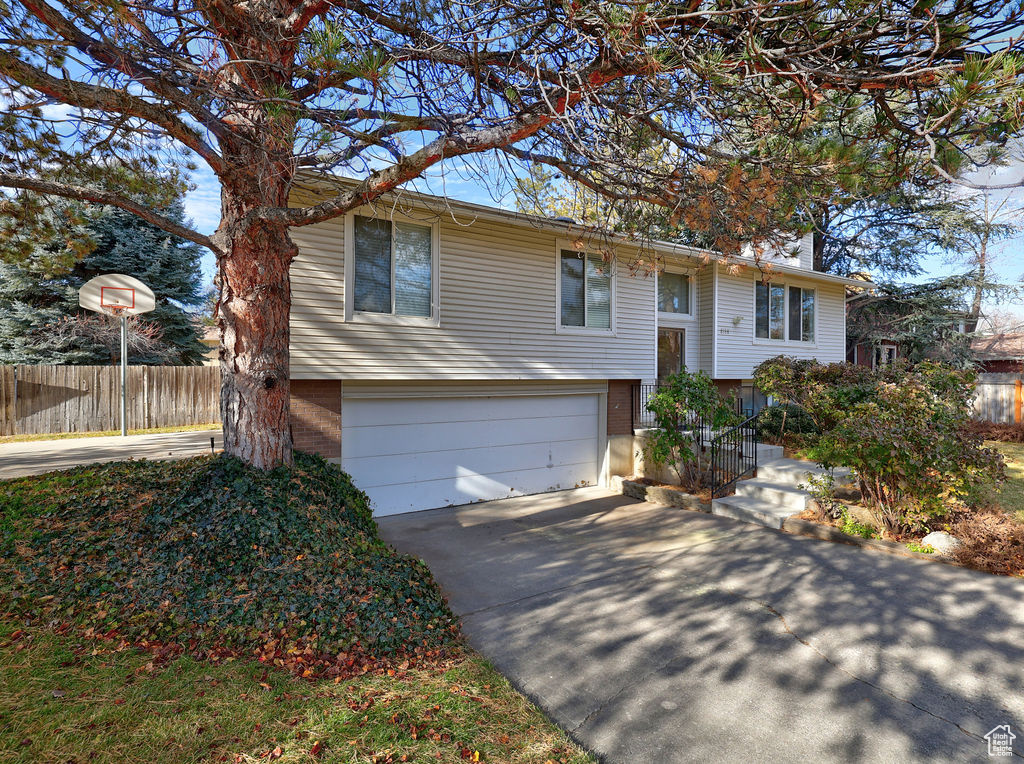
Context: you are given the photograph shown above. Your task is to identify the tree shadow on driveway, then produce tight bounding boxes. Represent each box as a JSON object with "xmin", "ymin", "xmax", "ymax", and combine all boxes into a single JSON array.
[{"xmin": 379, "ymin": 487, "xmax": 1024, "ymax": 763}]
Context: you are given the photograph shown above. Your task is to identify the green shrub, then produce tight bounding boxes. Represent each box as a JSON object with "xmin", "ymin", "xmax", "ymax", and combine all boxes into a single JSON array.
[
  {"xmin": 641, "ymin": 370, "xmax": 739, "ymax": 491},
  {"xmin": 838, "ymin": 506, "xmax": 877, "ymax": 539},
  {"xmin": 753, "ymin": 355, "xmax": 884, "ymax": 432},
  {"xmin": 756, "ymin": 356, "xmax": 1006, "ymax": 533},
  {"xmin": 757, "ymin": 403, "xmax": 819, "ymax": 445},
  {"xmin": 801, "ymin": 471, "xmax": 841, "ymax": 522},
  {"xmin": 0, "ymin": 453, "xmax": 459, "ymax": 668},
  {"xmin": 776, "ymin": 360, "xmax": 1005, "ymax": 533}
]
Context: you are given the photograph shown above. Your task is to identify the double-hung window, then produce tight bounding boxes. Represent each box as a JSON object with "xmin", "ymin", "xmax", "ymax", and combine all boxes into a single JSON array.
[
  {"xmin": 350, "ymin": 214, "xmax": 435, "ymax": 319},
  {"xmin": 658, "ymin": 272, "xmax": 692, "ymax": 315},
  {"xmin": 559, "ymin": 249, "xmax": 612, "ymax": 329},
  {"xmin": 755, "ymin": 281, "xmax": 815, "ymax": 342}
]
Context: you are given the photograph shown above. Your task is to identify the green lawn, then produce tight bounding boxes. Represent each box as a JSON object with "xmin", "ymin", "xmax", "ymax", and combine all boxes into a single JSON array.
[
  {"xmin": 0, "ymin": 620, "xmax": 592, "ymax": 764},
  {"xmin": 991, "ymin": 441, "xmax": 1024, "ymax": 522}
]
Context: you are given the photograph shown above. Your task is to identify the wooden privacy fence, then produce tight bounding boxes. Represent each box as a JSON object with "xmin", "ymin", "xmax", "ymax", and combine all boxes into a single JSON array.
[
  {"xmin": 0, "ymin": 365, "xmax": 221, "ymax": 436},
  {"xmin": 973, "ymin": 372, "xmax": 1024, "ymax": 424}
]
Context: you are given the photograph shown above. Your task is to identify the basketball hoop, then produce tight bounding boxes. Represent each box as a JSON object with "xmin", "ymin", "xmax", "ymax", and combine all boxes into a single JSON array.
[
  {"xmin": 104, "ymin": 303, "xmax": 129, "ymax": 318},
  {"xmin": 79, "ymin": 274, "xmax": 155, "ymax": 317},
  {"xmin": 78, "ymin": 274, "xmax": 157, "ymax": 436}
]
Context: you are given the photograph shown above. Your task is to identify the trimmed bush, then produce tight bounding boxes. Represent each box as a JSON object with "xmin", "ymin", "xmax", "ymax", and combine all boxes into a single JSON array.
[
  {"xmin": 756, "ymin": 403, "xmax": 819, "ymax": 444},
  {"xmin": 0, "ymin": 453, "xmax": 459, "ymax": 670}
]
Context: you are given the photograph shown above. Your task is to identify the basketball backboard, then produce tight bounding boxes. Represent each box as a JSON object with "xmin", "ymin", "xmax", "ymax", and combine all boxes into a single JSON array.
[{"xmin": 79, "ymin": 274, "xmax": 156, "ymax": 316}]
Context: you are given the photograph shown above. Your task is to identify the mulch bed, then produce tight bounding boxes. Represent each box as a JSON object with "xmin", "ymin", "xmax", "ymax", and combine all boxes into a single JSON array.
[
  {"xmin": 947, "ymin": 508, "xmax": 1024, "ymax": 577},
  {"xmin": 964, "ymin": 421, "xmax": 1024, "ymax": 443}
]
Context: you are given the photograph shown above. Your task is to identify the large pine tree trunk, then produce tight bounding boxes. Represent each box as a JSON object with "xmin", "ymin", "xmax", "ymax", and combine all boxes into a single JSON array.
[{"xmin": 214, "ymin": 174, "xmax": 297, "ymax": 469}]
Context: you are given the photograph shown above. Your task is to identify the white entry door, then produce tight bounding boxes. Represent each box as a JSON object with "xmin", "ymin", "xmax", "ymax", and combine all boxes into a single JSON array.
[{"xmin": 341, "ymin": 392, "xmax": 601, "ymax": 515}]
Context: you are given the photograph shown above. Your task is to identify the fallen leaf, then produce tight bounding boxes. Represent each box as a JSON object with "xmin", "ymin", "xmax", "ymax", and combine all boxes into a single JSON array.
[
  {"xmin": 268, "ymin": 746, "xmax": 283, "ymax": 760},
  {"xmin": 310, "ymin": 740, "xmax": 325, "ymax": 758}
]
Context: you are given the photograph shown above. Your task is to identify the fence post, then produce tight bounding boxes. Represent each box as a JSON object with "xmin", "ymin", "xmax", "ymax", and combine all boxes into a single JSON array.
[{"xmin": 1016, "ymin": 379, "xmax": 1022, "ymax": 425}]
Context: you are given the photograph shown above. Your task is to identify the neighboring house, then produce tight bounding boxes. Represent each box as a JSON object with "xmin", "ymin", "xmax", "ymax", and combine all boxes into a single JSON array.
[
  {"xmin": 847, "ymin": 339, "xmax": 900, "ymax": 369},
  {"xmin": 972, "ymin": 332, "xmax": 1024, "ymax": 373},
  {"xmin": 201, "ymin": 326, "xmax": 219, "ymax": 366},
  {"xmin": 286, "ymin": 179, "xmax": 864, "ymax": 515}
]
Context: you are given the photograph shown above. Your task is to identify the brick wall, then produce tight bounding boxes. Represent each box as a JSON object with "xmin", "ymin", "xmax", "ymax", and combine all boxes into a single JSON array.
[
  {"xmin": 290, "ymin": 380, "xmax": 341, "ymax": 458},
  {"xmin": 607, "ymin": 379, "xmax": 639, "ymax": 435}
]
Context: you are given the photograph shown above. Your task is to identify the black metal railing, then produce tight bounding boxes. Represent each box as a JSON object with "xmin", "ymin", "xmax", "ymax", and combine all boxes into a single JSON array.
[
  {"xmin": 709, "ymin": 412, "xmax": 761, "ymax": 499},
  {"xmin": 631, "ymin": 383, "xmax": 661, "ymax": 431},
  {"xmin": 631, "ymin": 383, "xmax": 755, "ymax": 436}
]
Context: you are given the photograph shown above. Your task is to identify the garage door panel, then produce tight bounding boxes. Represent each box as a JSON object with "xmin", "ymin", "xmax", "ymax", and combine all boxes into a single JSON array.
[
  {"xmin": 344, "ymin": 436, "xmax": 598, "ymax": 489},
  {"xmin": 342, "ymin": 393, "xmax": 597, "ymax": 428},
  {"xmin": 341, "ymin": 392, "xmax": 601, "ymax": 515},
  {"xmin": 362, "ymin": 462, "xmax": 597, "ymax": 516},
  {"xmin": 343, "ymin": 412, "xmax": 597, "ymax": 459}
]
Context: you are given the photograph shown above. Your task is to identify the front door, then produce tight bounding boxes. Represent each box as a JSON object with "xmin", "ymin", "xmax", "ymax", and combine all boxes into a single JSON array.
[{"xmin": 658, "ymin": 328, "xmax": 685, "ymax": 383}]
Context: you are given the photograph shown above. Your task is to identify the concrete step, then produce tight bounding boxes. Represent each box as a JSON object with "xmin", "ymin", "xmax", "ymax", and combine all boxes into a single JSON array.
[
  {"xmin": 755, "ymin": 458, "xmax": 850, "ymax": 486},
  {"xmin": 710, "ymin": 495, "xmax": 795, "ymax": 530},
  {"xmin": 733, "ymin": 478, "xmax": 810, "ymax": 511},
  {"xmin": 756, "ymin": 443, "xmax": 784, "ymax": 461}
]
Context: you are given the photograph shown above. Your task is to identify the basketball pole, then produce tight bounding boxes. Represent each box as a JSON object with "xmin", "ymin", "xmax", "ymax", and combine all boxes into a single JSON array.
[{"xmin": 120, "ymin": 313, "xmax": 127, "ymax": 437}]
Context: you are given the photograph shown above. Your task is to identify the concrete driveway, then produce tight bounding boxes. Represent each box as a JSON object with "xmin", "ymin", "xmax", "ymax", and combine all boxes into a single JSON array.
[
  {"xmin": 379, "ymin": 487, "xmax": 1024, "ymax": 763},
  {"xmin": 0, "ymin": 429, "xmax": 222, "ymax": 479}
]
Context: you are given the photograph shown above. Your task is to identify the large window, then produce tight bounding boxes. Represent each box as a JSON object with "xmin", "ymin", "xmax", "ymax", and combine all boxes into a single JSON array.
[
  {"xmin": 755, "ymin": 282, "xmax": 814, "ymax": 342},
  {"xmin": 658, "ymin": 272, "xmax": 692, "ymax": 315},
  {"xmin": 352, "ymin": 215, "xmax": 434, "ymax": 318},
  {"xmin": 560, "ymin": 249, "xmax": 611, "ymax": 329}
]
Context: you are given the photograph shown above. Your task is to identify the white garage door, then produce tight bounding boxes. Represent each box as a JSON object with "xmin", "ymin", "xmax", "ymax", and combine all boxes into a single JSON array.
[{"xmin": 341, "ymin": 392, "xmax": 600, "ymax": 515}]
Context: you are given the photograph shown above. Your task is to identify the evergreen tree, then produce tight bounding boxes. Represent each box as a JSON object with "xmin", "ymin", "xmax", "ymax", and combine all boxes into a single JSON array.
[
  {"xmin": 0, "ymin": 200, "xmax": 206, "ymax": 365},
  {"xmin": 847, "ymin": 275, "xmax": 979, "ymax": 367}
]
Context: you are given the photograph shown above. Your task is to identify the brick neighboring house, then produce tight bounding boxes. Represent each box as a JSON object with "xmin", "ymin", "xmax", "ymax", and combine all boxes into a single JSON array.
[
  {"xmin": 284, "ymin": 176, "xmax": 866, "ymax": 515},
  {"xmin": 972, "ymin": 332, "xmax": 1024, "ymax": 373}
]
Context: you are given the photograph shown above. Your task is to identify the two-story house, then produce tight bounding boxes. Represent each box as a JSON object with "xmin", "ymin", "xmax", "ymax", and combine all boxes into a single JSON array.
[{"xmin": 285, "ymin": 179, "xmax": 864, "ymax": 515}]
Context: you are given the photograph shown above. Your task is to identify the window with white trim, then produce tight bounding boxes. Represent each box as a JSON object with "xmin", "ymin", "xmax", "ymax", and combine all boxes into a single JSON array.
[
  {"xmin": 755, "ymin": 282, "xmax": 815, "ymax": 342},
  {"xmin": 352, "ymin": 215, "xmax": 434, "ymax": 318},
  {"xmin": 560, "ymin": 249, "xmax": 611, "ymax": 329},
  {"xmin": 874, "ymin": 344, "xmax": 897, "ymax": 369},
  {"xmin": 658, "ymin": 272, "xmax": 692, "ymax": 315}
]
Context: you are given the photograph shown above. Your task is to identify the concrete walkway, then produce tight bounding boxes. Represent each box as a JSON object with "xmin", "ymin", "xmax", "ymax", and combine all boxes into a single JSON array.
[
  {"xmin": 0, "ymin": 429, "xmax": 222, "ymax": 479},
  {"xmin": 379, "ymin": 487, "xmax": 1024, "ymax": 763}
]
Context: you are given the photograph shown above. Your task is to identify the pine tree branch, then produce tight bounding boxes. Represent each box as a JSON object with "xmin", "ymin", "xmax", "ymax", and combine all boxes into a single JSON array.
[
  {"xmin": 0, "ymin": 51, "xmax": 225, "ymax": 174},
  {"xmin": 0, "ymin": 173, "xmax": 220, "ymax": 255},
  {"xmin": 20, "ymin": 0, "xmax": 231, "ymax": 143}
]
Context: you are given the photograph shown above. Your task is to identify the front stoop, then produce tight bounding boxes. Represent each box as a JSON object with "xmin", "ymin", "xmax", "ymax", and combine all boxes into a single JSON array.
[{"xmin": 711, "ymin": 457, "xmax": 840, "ymax": 530}]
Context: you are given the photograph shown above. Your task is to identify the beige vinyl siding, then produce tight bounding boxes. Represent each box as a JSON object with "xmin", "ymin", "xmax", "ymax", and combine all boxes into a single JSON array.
[
  {"xmin": 713, "ymin": 268, "xmax": 846, "ymax": 379},
  {"xmin": 289, "ymin": 210, "xmax": 657, "ymax": 380}
]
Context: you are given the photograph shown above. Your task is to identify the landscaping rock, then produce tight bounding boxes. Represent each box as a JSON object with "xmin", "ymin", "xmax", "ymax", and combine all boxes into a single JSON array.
[
  {"xmin": 621, "ymin": 479, "xmax": 649, "ymax": 501},
  {"xmin": 921, "ymin": 531, "xmax": 963, "ymax": 556},
  {"xmin": 645, "ymin": 484, "xmax": 711, "ymax": 512},
  {"xmin": 618, "ymin": 479, "xmax": 711, "ymax": 512},
  {"xmin": 845, "ymin": 503, "xmax": 882, "ymax": 530}
]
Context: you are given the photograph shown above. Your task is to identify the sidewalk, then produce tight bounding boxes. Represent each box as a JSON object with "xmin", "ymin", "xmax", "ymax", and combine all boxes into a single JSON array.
[{"xmin": 0, "ymin": 430, "xmax": 223, "ymax": 480}]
